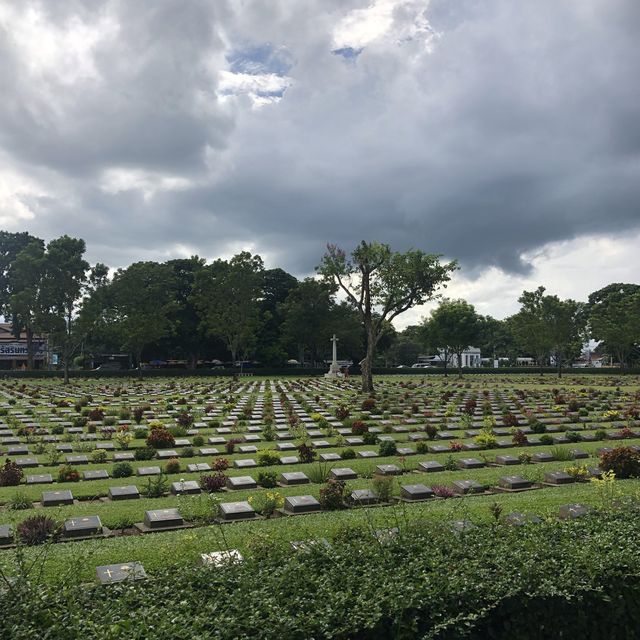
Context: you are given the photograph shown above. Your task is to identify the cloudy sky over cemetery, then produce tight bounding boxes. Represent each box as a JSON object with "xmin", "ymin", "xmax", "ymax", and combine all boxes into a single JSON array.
[{"xmin": 0, "ymin": 0, "xmax": 638, "ymax": 324}]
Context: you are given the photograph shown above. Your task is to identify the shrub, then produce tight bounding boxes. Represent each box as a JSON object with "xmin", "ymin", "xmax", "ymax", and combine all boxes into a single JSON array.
[
  {"xmin": 51, "ymin": 425, "xmax": 64, "ymax": 435},
  {"xmin": 7, "ymin": 491, "xmax": 33, "ymax": 511},
  {"xmin": 247, "ymin": 491, "xmax": 283, "ymax": 518},
  {"xmin": 257, "ymin": 450, "xmax": 281, "ymax": 466},
  {"xmin": 363, "ymin": 432, "xmax": 379, "ymax": 445},
  {"xmin": 539, "ymin": 434, "xmax": 554, "ymax": 445},
  {"xmin": 600, "ymin": 447, "xmax": 640, "ymax": 479},
  {"xmin": 351, "ymin": 420, "xmax": 368, "ymax": 436},
  {"xmin": 147, "ymin": 425, "xmax": 175, "ymax": 449},
  {"xmin": 165, "ymin": 458, "xmax": 181, "ymax": 474},
  {"xmin": 378, "ymin": 439, "xmax": 397, "ymax": 457},
  {"xmin": 361, "ymin": 398, "xmax": 376, "ymax": 412},
  {"xmin": 616, "ymin": 427, "xmax": 635, "ymax": 440},
  {"xmin": 17, "ymin": 515, "xmax": 59, "ymax": 545},
  {"xmin": 176, "ymin": 412, "xmax": 194, "ymax": 429},
  {"xmin": 341, "ymin": 448, "xmax": 356, "ymax": 459},
  {"xmin": 425, "ymin": 424, "xmax": 438, "ymax": 440},
  {"xmin": 133, "ymin": 407, "xmax": 145, "ymax": 424},
  {"xmin": 226, "ymin": 438, "xmax": 242, "ymax": 455},
  {"xmin": 134, "ymin": 428, "xmax": 147, "ymax": 440},
  {"xmin": 432, "ymin": 485, "xmax": 455, "ymax": 498},
  {"xmin": 372, "ymin": 475, "xmax": 394, "ymax": 502},
  {"xmin": 298, "ymin": 443, "xmax": 317, "ymax": 464},
  {"xmin": 335, "ymin": 405, "xmax": 350, "ymax": 420},
  {"xmin": 0, "ymin": 458, "xmax": 23, "ymax": 486},
  {"xmin": 550, "ymin": 446, "xmax": 574, "ymax": 462},
  {"xmin": 192, "ymin": 435, "xmax": 204, "ymax": 447},
  {"xmin": 565, "ymin": 464, "xmax": 590, "ymax": 481},
  {"xmin": 169, "ymin": 425, "xmax": 188, "ymax": 438},
  {"xmin": 103, "ymin": 416, "xmax": 117, "ymax": 427},
  {"xmin": 112, "ymin": 462, "xmax": 133, "ymax": 478},
  {"xmin": 134, "ymin": 447, "xmax": 156, "ymax": 461},
  {"xmin": 512, "ymin": 430, "xmax": 528, "ymax": 446},
  {"xmin": 531, "ymin": 421, "xmax": 547, "ymax": 434},
  {"xmin": 91, "ymin": 449, "xmax": 108, "ymax": 464},
  {"xmin": 145, "ymin": 473, "xmax": 169, "ymax": 498},
  {"xmin": 258, "ymin": 471, "xmax": 278, "ymax": 488},
  {"xmin": 594, "ymin": 429, "xmax": 608, "ymax": 441},
  {"xmin": 319, "ymin": 479, "xmax": 346, "ymax": 510},
  {"xmin": 502, "ymin": 413, "xmax": 519, "ymax": 427},
  {"xmin": 57, "ymin": 465, "xmax": 80, "ymax": 483},
  {"xmin": 449, "ymin": 441, "xmax": 464, "ymax": 452},
  {"xmin": 474, "ymin": 429, "xmax": 497, "ymax": 449},
  {"xmin": 213, "ymin": 458, "xmax": 230, "ymax": 472},
  {"xmin": 416, "ymin": 441, "xmax": 430, "ymax": 454},
  {"xmin": 88, "ymin": 407, "xmax": 105, "ymax": 422},
  {"xmin": 200, "ymin": 472, "xmax": 227, "ymax": 492}
]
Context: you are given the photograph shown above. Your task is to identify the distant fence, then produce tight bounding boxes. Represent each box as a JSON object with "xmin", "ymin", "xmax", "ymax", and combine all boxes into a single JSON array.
[{"xmin": 1, "ymin": 366, "xmax": 639, "ymax": 380}]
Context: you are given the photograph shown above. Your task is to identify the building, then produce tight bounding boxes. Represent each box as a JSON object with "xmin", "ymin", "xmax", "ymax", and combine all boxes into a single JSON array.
[
  {"xmin": 416, "ymin": 347, "xmax": 482, "ymax": 369},
  {"xmin": 0, "ymin": 323, "xmax": 48, "ymax": 370}
]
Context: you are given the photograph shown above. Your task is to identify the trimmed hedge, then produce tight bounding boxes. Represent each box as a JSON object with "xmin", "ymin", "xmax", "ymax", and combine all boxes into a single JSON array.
[{"xmin": 4, "ymin": 505, "xmax": 640, "ymax": 638}]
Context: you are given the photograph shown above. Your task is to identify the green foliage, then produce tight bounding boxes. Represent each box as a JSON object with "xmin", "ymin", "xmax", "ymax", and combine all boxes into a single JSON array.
[
  {"xmin": 112, "ymin": 462, "xmax": 133, "ymax": 478},
  {"xmin": 600, "ymin": 447, "xmax": 640, "ymax": 479},
  {"xmin": 378, "ymin": 439, "xmax": 398, "ymax": 457}
]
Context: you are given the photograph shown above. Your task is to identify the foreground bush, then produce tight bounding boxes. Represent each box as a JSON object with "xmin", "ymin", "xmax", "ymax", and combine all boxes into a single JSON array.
[
  {"xmin": 600, "ymin": 446, "xmax": 640, "ymax": 479},
  {"xmin": 6, "ymin": 506, "xmax": 640, "ymax": 638}
]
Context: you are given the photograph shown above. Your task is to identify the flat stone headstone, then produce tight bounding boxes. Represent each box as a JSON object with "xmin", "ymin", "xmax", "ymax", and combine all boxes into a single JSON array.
[
  {"xmin": 234, "ymin": 459, "xmax": 257, "ymax": 469},
  {"xmin": 198, "ymin": 448, "xmax": 219, "ymax": 456},
  {"xmin": 187, "ymin": 462, "xmax": 212, "ymax": 473},
  {"xmin": 143, "ymin": 508, "xmax": 184, "ymax": 529},
  {"xmin": 311, "ymin": 440, "xmax": 330, "ymax": 448},
  {"xmin": 0, "ymin": 524, "xmax": 13, "ymax": 546},
  {"xmin": 284, "ymin": 495, "xmax": 321, "ymax": 514},
  {"xmin": 226, "ymin": 475, "xmax": 257, "ymax": 490},
  {"xmin": 499, "ymin": 475, "xmax": 532, "ymax": 490},
  {"xmin": 7, "ymin": 445, "xmax": 29, "ymax": 455},
  {"xmin": 419, "ymin": 460, "xmax": 445, "ymax": 473},
  {"xmin": 505, "ymin": 512, "xmax": 542, "ymax": 526},
  {"xmin": 376, "ymin": 464, "xmax": 402, "ymax": 476},
  {"xmin": 330, "ymin": 467, "xmax": 358, "ymax": 481},
  {"xmin": 137, "ymin": 466, "xmax": 161, "ymax": 476},
  {"xmin": 570, "ymin": 449, "xmax": 589, "ymax": 459},
  {"xmin": 64, "ymin": 515, "xmax": 102, "ymax": 538},
  {"xmin": 559, "ymin": 503, "xmax": 590, "ymax": 519},
  {"xmin": 279, "ymin": 471, "xmax": 309, "ymax": 485},
  {"xmin": 156, "ymin": 450, "xmax": 179, "ymax": 459},
  {"xmin": 532, "ymin": 452, "xmax": 554, "ymax": 463},
  {"xmin": 456, "ymin": 458, "xmax": 485, "ymax": 470},
  {"xmin": 429, "ymin": 445, "xmax": 450, "ymax": 454},
  {"xmin": 96, "ymin": 442, "xmax": 116, "ymax": 450},
  {"xmin": 15, "ymin": 457, "xmax": 38, "ymax": 468},
  {"xmin": 350, "ymin": 488, "xmax": 378, "ymax": 505},
  {"xmin": 171, "ymin": 480, "xmax": 201, "ymax": 495},
  {"xmin": 83, "ymin": 469, "xmax": 109, "ymax": 481},
  {"xmin": 319, "ymin": 452, "xmax": 341, "ymax": 462},
  {"xmin": 219, "ymin": 501, "xmax": 256, "ymax": 521},
  {"xmin": 96, "ymin": 562, "xmax": 146, "ymax": 585},
  {"xmin": 357, "ymin": 450, "xmax": 378, "ymax": 458},
  {"xmin": 452, "ymin": 479, "xmax": 485, "ymax": 495},
  {"xmin": 26, "ymin": 473, "xmax": 53, "ymax": 484},
  {"xmin": 544, "ymin": 471, "xmax": 574, "ymax": 485},
  {"xmin": 201, "ymin": 549, "xmax": 243, "ymax": 566},
  {"xmin": 495, "ymin": 455, "xmax": 519, "ymax": 465},
  {"xmin": 113, "ymin": 453, "xmax": 135, "ymax": 461},
  {"xmin": 65, "ymin": 455, "xmax": 89, "ymax": 465},
  {"xmin": 401, "ymin": 483, "xmax": 434, "ymax": 501},
  {"xmin": 276, "ymin": 442, "xmax": 296, "ymax": 451},
  {"xmin": 42, "ymin": 490, "xmax": 74, "ymax": 506},
  {"xmin": 109, "ymin": 485, "xmax": 140, "ymax": 500}
]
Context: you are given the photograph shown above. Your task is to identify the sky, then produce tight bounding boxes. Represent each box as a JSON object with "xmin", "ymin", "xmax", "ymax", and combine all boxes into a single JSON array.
[{"xmin": 0, "ymin": 0, "xmax": 639, "ymax": 328}]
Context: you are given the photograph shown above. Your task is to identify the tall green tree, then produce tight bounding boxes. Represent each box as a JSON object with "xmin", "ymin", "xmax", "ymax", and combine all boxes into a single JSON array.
[
  {"xmin": 193, "ymin": 252, "xmax": 264, "ymax": 364},
  {"xmin": 476, "ymin": 315, "xmax": 516, "ymax": 365},
  {"xmin": 0, "ymin": 231, "xmax": 42, "ymax": 318},
  {"xmin": 39, "ymin": 236, "xmax": 90, "ymax": 384},
  {"xmin": 421, "ymin": 299, "xmax": 481, "ymax": 377},
  {"xmin": 110, "ymin": 261, "xmax": 177, "ymax": 373},
  {"xmin": 588, "ymin": 283, "xmax": 640, "ymax": 367},
  {"xmin": 7, "ymin": 238, "xmax": 46, "ymax": 369},
  {"xmin": 508, "ymin": 287, "xmax": 552, "ymax": 365},
  {"xmin": 318, "ymin": 241, "xmax": 456, "ymax": 392}
]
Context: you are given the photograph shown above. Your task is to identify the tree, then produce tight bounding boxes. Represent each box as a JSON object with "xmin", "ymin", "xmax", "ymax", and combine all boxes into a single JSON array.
[
  {"xmin": 383, "ymin": 325, "xmax": 424, "ymax": 366},
  {"xmin": 318, "ymin": 242, "xmax": 456, "ymax": 392},
  {"xmin": 510, "ymin": 286, "xmax": 586, "ymax": 376},
  {"xmin": 0, "ymin": 231, "xmax": 42, "ymax": 317},
  {"xmin": 39, "ymin": 236, "xmax": 90, "ymax": 384},
  {"xmin": 476, "ymin": 315, "xmax": 516, "ymax": 365},
  {"xmin": 110, "ymin": 262, "xmax": 177, "ymax": 373},
  {"xmin": 193, "ymin": 252, "xmax": 264, "ymax": 364},
  {"xmin": 7, "ymin": 238, "xmax": 46, "ymax": 369},
  {"xmin": 588, "ymin": 283, "xmax": 640, "ymax": 367},
  {"xmin": 421, "ymin": 299, "xmax": 481, "ymax": 377}
]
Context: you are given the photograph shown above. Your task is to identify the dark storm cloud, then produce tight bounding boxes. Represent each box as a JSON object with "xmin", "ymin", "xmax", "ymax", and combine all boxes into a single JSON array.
[{"xmin": 0, "ymin": 0, "xmax": 639, "ymax": 277}]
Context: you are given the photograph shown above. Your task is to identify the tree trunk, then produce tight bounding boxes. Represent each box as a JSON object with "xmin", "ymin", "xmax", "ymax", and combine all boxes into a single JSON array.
[
  {"xmin": 188, "ymin": 352, "xmax": 198, "ymax": 369},
  {"xmin": 298, "ymin": 344, "xmax": 305, "ymax": 368},
  {"xmin": 63, "ymin": 358, "xmax": 70, "ymax": 385},
  {"xmin": 361, "ymin": 326, "xmax": 375, "ymax": 393},
  {"xmin": 457, "ymin": 353, "xmax": 463, "ymax": 379},
  {"xmin": 26, "ymin": 327, "xmax": 34, "ymax": 370},
  {"xmin": 137, "ymin": 349, "xmax": 143, "ymax": 378}
]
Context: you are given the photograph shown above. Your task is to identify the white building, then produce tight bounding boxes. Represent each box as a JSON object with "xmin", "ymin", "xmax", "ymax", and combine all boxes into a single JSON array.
[{"xmin": 417, "ymin": 347, "xmax": 482, "ymax": 368}]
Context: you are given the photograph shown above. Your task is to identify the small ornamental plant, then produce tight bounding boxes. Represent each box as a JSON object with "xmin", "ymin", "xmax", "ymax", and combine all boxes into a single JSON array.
[
  {"xmin": 17, "ymin": 515, "xmax": 60, "ymax": 546},
  {"xmin": 512, "ymin": 429, "xmax": 528, "ymax": 446},
  {"xmin": 257, "ymin": 450, "xmax": 280, "ymax": 466},
  {"xmin": 146, "ymin": 424, "xmax": 175, "ymax": 449},
  {"xmin": 112, "ymin": 462, "xmax": 133, "ymax": 478},
  {"xmin": 57, "ymin": 465, "xmax": 80, "ymax": 483},
  {"xmin": 378, "ymin": 439, "xmax": 398, "ymax": 457},
  {"xmin": 335, "ymin": 405, "xmax": 350, "ymax": 420},
  {"xmin": 248, "ymin": 491, "xmax": 284, "ymax": 518},
  {"xmin": 449, "ymin": 441, "xmax": 464, "ymax": 452},
  {"xmin": 258, "ymin": 471, "xmax": 278, "ymax": 488},
  {"xmin": 600, "ymin": 446, "xmax": 640, "ymax": 479},
  {"xmin": 361, "ymin": 397, "xmax": 376, "ymax": 412},
  {"xmin": 114, "ymin": 425, "xmax": 132, "ymax": 449},
  {"xmin": 0, "ymin": 458, "xmax": 24, "ymax": 487},
  {"xmin": 432, "ymin": 485, "xmax": 455, "ymax": 499},
  {"xmin": 351, "ymin": 420, "xmax": 368, "ymax": 435},
  {"xmin": 88, "ymin": 407, "xmax": 105, "ymax": 422},
  {"xmin": 425, "ymin": 424, "xmax": 438, "ymax": 440},
  {"xmin": 213, "ymin": 458, "xmax": 230, "ymax": 472},
  {"xmin": 134, "ymin": 447, "xmax": 156, "ymax": 461},
  {"xmin": 200, "ymin": 472, "xmax": 227, "ymax": 493},
  {"xmin": 176, "ymin": 411, "xmax": 194, "ymax": 429},
  {"xmin": 226, "ymin": 438, "xmax": 242, "ymax": 455},
  {"xmin": 298, "ymin": 443, "xmax": 316, "ymax": 464},
  {"xmin": 319, "ymin": 479, "xmax": 346, "ymax": 510},
  {"xmin": 165, "ymin": 458, "xmax": 181, "ymax": 474},
  {"xmin": 133, "ymin": 407, "xmax": 145, "ymax": 424}
]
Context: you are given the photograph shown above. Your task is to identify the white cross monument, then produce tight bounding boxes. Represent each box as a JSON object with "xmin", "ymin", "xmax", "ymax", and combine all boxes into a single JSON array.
[{"xmin": 325, "ymin": 334, "xmax": 342, "ymax": 378}]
